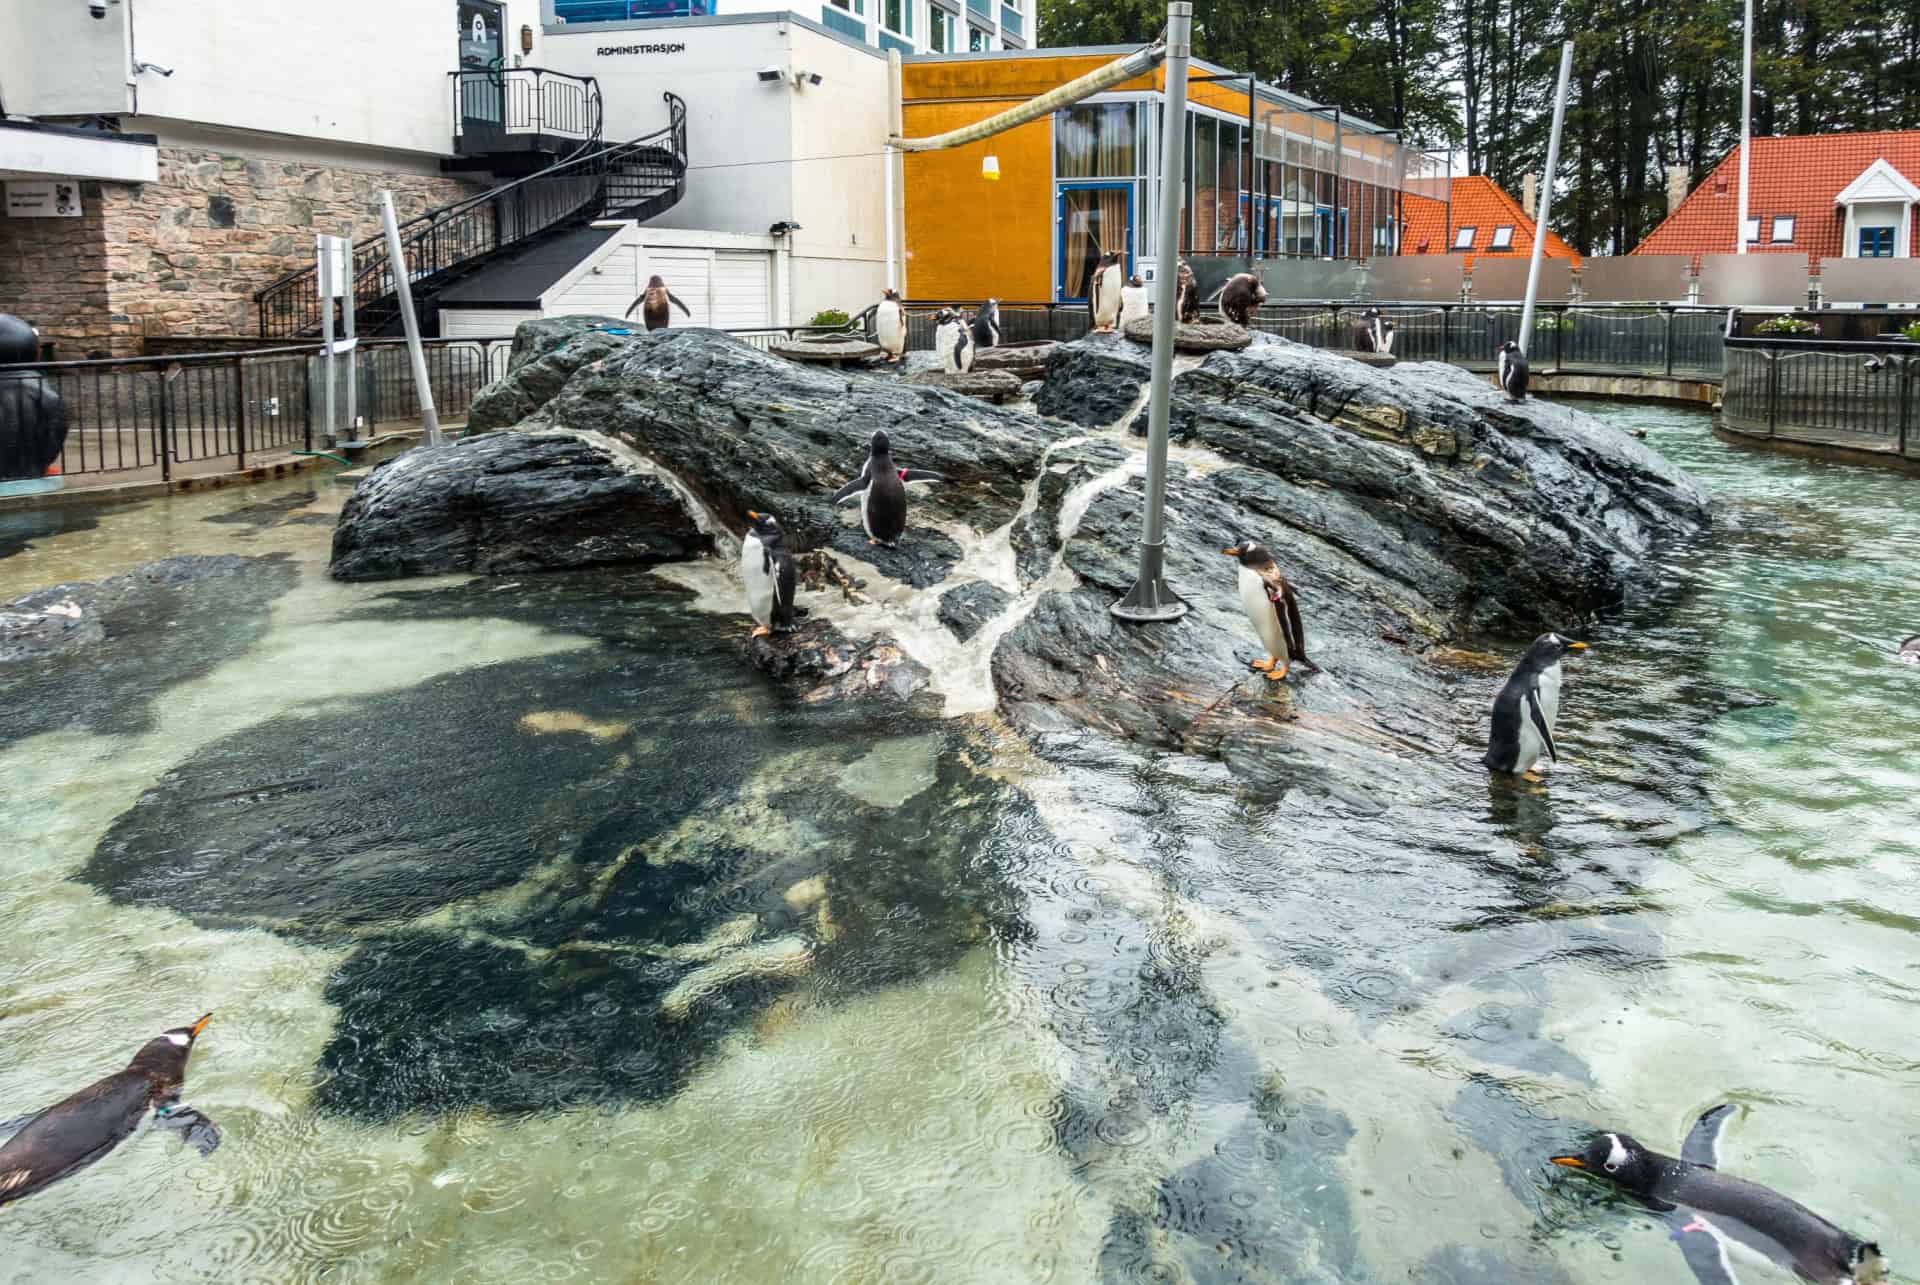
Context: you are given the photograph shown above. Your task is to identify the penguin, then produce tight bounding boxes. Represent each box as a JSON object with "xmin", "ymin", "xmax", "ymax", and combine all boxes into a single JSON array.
[
  {"xmin": 970, "ymin": 298, "xmax": 1001, "ymax": 351},
  {"xmin": 0, "ymin": 1014, "xmax": 220, "ymax": 1210},
  {"xmin": 1090, "ymin": 254, "xmax": 1124, "ymax": 332},
  {"xmin": 1118, "ymin": 275, "xmax": 1150, "ymax": 330},
  {"xmin": 1552, "ymin": 1107, "xmax": 1889, "ymax": 1285},
  {"xmin": 626, "ymin": 275, "xmax": 691, "ymax": 332},
  {"xmin": 831, "ymin": 429, "xmax": 945, "ymax": 548},
  {"xmin": 1897, "ymin": 634, "xmax": 1920, "ymax": 665},
  {"xmin": 1378, "ymin": 319, "xmax": 1397, "ymax": 355},
  {"xmin": 740, "ymin": 510, "xmax": 799, "ymax": 638},
  {"xmin": 1218, "ymin": 271, "xmax": 1267, "ymax": 327},
  {"xmin": 1484, "ymin": 631, "xmax": 1587, "ymax": 779},
  {"xmin": 875, "ymin": 288, "xmax": 906, "ymax": 363},
  {"xmin": 933, "ymin": 308, "xmax": 974, "ymax": 373},
  {"xmin": 1354, "ymin": 307, "xmax": 1387, "ymax": 353},
  {"xmin": 1222, "ymin": 540, "xmax": 1310, "ymax": 681},
  {"xmin": 1176, "ymin": 258, "xmax": 1200, "ymax": 323},
  {"xmin": 1497, "ymin": 340, "xmax": 1530, "ymax": 402}
]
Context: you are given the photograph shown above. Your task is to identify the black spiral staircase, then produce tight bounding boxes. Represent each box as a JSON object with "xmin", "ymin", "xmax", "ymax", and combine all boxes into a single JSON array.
[{"xmin": 254, "ymin": 92, "xmax": 688, "ymax": 339}]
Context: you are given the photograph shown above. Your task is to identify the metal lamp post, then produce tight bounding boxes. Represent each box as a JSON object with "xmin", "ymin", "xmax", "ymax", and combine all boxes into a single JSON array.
[
  {"xmin": 1111, "ymin": 0, "xmax": 1193, "ymax": 624},
  {"xmin": 1517, "ymin": 41, "xmax": 1573, "ymax": 354}
]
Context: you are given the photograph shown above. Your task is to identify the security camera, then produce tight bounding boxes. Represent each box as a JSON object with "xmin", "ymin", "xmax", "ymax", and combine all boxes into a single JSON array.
[
  {"xmin": 756, "ymin": 66, "xmax": 783, "ymax": 83},
  {"xmin": 133, "ymin": 60, "xmax": 174, "ymax": 76},
  {"xmin": 88, "ymin": 0, "xmax": 108, "ymax": 17}
]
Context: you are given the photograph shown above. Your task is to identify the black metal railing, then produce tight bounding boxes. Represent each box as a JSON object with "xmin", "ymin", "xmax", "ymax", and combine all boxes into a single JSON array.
[
  {"xmin": 254, "ymin": 92, "xmax": 686, "ymax": 340},
  {"xmin": 854, "ymin": 299, "xmax": 1733, "ymax": 380},
  {"xmin": 1722, "ymin": 332, "xmax": 1918, "ymax": 458},
  {"xmin": 451, "ymin": 68, "xmax": 602, "ymax": 153}
]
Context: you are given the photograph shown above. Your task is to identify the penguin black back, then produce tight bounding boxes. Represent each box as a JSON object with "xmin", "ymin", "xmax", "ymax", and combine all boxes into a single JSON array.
[
  {"xmin": 1498, "ymin": 340, "xmax": 1529, "ymax": 402},
  {"xmin": 970, "ymin": 298, "xmax": 1000, "ymax": 349},
  {"xmin": 1553, "ymin": 1113, "xmax": 1888, "ymax": 1285},
  {"xmin": 0, "ymin": 1014, "xmax": 217, "ymax": 1209}
]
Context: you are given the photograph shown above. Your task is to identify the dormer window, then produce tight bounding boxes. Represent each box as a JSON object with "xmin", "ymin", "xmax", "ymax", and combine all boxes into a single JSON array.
[
  {"xmin": 1742, "ymin": 217, "xmax": 1760, "ymax": 245},
  {"xmin": 1770, "ymin": 216, "xmax": 1795, "ymax": 244},
  {"xmin": 1451, "ymin": 225, "xmax": 1475, "ymax": 251},
  {"xmin": 1489, "ymin": 225, "xmax": 1515, "ymax": 250}
]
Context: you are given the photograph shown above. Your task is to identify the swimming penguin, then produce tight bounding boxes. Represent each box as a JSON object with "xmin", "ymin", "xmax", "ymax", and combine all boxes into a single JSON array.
[
  {"xmin": 1118, "ymin": 275, "xmax": 1150, "ymax": 330},
  {"xmin": 627, "ymin": 275, "xmax": 691, "ymax": 332},
  {"xmin": 1090, "ymin": 254, "xmax": 1124, "ymax": 332},
  {"xmin": 1222, "ymin": 540, "xmax": 1310, "ymax": 681},
  {"xmin": 1218, "ymin": 271, "xmax": 1267, "ymax": 326},
  {"xmin": 1175, "ymin": 258, "xmax": 1200, "ymax": 323},
  {"xmin": 1355, "ymin": 307, "xmax": 1388, "ymax": 353},
  {"xmin": 1552, "ymin": 1107, "xmax": 1889, "ymax": 1285},
  {"xmin": 875, "ymin": 288, "xmax": 906, "ymax": 363},
  {"xmin": 0, "ymin": 1014, "xmax": 220, "ymax": 1210},
  {"xmin": 1484, "ymin": 632, "xmax": 1587, "ymax": 779},
  {"xmin": 1897, "ymin": 634, "xmax": 1920, "ymax": 664},
  {"xmin": 1497, "ymin": 340, "xmax": 1530, "ymax": 402},
  {"xmin": 970, "ymin": 298, "xmax": 1001, "ymax": 350},
  {"xmin": 831, "ymin": 429, "xmax": 945, "ymax": 548},
  {"xmin": 740, "ymin": 510, "xmax": 799, "ymax": 638},
  {"xmin": 933, "ymin": 308, "xmax": 974, "ymax": 373}
]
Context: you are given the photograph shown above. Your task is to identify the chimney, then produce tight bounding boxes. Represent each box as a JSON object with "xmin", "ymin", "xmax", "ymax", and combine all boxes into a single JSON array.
[
  {"xmin": 1522, "ymin": 173, "xmax": 1537, "ymax": 218},
  {"xmin": 1667, "ymin": 165, "xmax": 1691, "ymax": 214}
]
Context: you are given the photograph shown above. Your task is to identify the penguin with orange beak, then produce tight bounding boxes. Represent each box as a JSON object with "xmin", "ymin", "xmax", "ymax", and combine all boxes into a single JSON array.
[{"xmin": 0, "ymin": 1013, "xmax": 220, "ymax": 1209}]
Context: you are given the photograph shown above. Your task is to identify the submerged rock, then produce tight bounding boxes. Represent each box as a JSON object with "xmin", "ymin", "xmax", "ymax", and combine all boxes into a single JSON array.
[
  {"xmin": 743, "ymin": 615, "xmax": 932, "ymax": 706},
  {"xmin": 0, "ymin": 553, "xmax": 298, "ymax": 749},
  {"xmin": 937, "ymin": 581, "xmax": 1014, "ymax": 642},
  {"xmin": 328, "ymin": 428, "xmax": 706, "ymax": 582}
]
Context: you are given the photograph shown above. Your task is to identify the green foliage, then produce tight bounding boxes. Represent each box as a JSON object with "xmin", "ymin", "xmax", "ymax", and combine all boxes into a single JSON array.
[
  {"xmin": 1899, "ymin": 321, "xmax": 1920, "ymax": 341},
  {"xmin": 808, "ymin": 309, "xmax": 852, "ymax": 328},
  {"xmin": 1754, "ymin": 315, "xmax": 1820, "ymax": 335}
]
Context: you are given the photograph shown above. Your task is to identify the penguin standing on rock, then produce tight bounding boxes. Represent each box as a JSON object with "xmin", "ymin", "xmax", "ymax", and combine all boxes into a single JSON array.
[
  {"xmin": 740, "ymin": 510, "xmax": 799, "ymax": 638},
  {"xmin": 970, "ymin": 298, "xmax": 1001, "ymax": 351},
  {"xmin": 1222, "ymin": 539, "xmax": 1311, "ymax": 681},
  {"xmin": 1118, "ymin": 275, "xmax": 1150, "ymax": 330},
  {"xmin": 832, "ymin": 429, "xmax": 945, "ymax": 548},
  {"xmin": 1484, "ymin": 632, "xmax": 1587, "ymax": 779},
  {"xmin": 1497, "ymin": 340, "xmax": 1530, "ymax": 402},
  {"xmin": 627, "ymin": 275, "xmax": 692, "ymax": 332},
  {"xmin": 1552, "ymin": 1106, "xmax": 1889, "ymax": 1285},
  {"xmin": 1090, "ymin": 254, "xmax": 1125, "ymax": 332},
  {"xmin": 1176, "ymin": 258, "xmax": 1200, "ymax": 323},
  {"xmin": 1218, "ymin": 272, "xmax": 1267, "ymax": 326},
  {"xmin": 933, "ymin": 308, "xmax": 974, "ymax": 373},
  {"xmin": 0, "ymin": 1014, "xmax": 220, "ymax": 1210},
  {"xmin": 875, "ymin": 288, "xmax": 906, "ymax": 363}
]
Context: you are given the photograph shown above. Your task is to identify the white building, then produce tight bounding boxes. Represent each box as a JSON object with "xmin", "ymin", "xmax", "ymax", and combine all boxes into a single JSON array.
[
  {"xmin": 0, "ymin": 0, "xmax": 895, "ymax": 354},
  {"xmin": 547, "ymin": 0, "xmax": 1030, "ymax": 56}
]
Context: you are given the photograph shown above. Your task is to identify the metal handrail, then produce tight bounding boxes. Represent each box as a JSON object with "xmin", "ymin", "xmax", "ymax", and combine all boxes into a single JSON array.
[
  {"xmin": 450, "ymin": 67, "xmax": 603, "ymax": 143},
  {"xmin": 254, "ymin": 92, "xmax": 686, "ymax": 340}
]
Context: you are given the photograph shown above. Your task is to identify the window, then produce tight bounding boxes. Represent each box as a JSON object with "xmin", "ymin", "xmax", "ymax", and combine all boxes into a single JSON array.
[
  {"xmin": 882, "ymin": 0, "xmax": 909, "ymax": 35},
  {"xmin": 1767, "ymin": 215, "xmax": 1794, "ymax": 244},
  {"xmin": 967, "ymin": 24, "xmax": 989, "ymax": 49},
  {"xmin": 1451, "ymin": 225, "xmax": 1476, "ymax": 251},
  {"xmin": 1489, "ymin": 225, "xmax": 1515, "ymax": 250},
  {"xmin": 928, "ymin": 5, "xmax": 950, "ymax": 50},
  {"xmin": 554, "ymin": 0, "xmax": 712, "ymax": 19},
  {"xmin": 1861, "ymin": 226, "xmax": 1896, "ymax": 258},
  {"xmin": 1742, "ymin": 217, "xmax": 1760, "ymax": 244},
  {"xmin": 1055, "ymin": 104, "xmax": 1138, "ymax": 179}
]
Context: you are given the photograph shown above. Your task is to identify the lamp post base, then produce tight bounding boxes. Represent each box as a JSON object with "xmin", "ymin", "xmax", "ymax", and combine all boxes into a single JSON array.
[{"xmin": 1110, "ymin": 541, "xmax": 1188, "ymax": 622}]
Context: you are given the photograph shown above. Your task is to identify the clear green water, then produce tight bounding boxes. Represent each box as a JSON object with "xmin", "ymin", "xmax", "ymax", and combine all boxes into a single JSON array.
[{"xmin": 0, "ymin": 408, "xmax": 1915, "ymax": 1283}]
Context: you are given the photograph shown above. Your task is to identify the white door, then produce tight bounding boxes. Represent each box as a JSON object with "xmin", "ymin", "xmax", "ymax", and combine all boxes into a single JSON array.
[
  {"xmin": 711, "ymin": 252, "xmax": 773, "ymax": 329},
  {"xmin": 645, "ymin": 251, "xmax": 713, "ymax": 326}
]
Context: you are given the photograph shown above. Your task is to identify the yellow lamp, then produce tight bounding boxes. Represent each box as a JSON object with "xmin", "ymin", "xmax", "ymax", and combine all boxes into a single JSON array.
[{"xmin": 982, "ymin": 154, "xmax": 1001, "ymax": 181}]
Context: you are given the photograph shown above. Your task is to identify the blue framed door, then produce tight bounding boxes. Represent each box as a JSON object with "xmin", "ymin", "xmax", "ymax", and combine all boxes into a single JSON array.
[
  {"xmin": 1057, "ymin": 182, "xmax": 1133, "ymax": 302},
  {"xmin": 1314, "ymin": 205, "xmax": 1349, "ymax": 258}
]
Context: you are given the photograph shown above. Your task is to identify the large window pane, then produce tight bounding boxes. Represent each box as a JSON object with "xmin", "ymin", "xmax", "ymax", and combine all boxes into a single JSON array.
[
  {"xmin": 1055, "ymin": 104, "xmax": 1138, "ymax": 179},
  {"xmin": 1193, "ymin": 114, "xmax": 1218, "ymax": 253}
]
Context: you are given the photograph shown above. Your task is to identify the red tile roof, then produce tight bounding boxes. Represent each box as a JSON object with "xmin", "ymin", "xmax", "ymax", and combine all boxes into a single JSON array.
[
  {"xmin": 1633, "ymin": 130, "xmax": 1920, "ymax": 258},
  {"xmin": 1399, "ymin": 176, "xmax": 1580, "ymax": 265}
]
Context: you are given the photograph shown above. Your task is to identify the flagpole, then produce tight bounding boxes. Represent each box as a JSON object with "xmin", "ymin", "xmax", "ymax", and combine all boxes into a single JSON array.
[{"xmin": 1737, "ymin": 0, "xmax": 1753, "ymax": 254}]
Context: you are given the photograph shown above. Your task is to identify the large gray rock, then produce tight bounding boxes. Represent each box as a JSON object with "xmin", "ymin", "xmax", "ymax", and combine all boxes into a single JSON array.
[
  {"xmin": 1032, "ymin": 331, "xmax": 1151, "ymax": 427},
  {"xmin": 329, "ymin": 428, "xmax": 706, "ymax": 581},
  {"xmin": 464, "ymin": 315, "xmax": 635, "ymax": 434}
]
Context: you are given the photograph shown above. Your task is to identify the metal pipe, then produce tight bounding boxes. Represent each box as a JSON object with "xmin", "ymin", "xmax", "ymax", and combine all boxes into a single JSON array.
[
  {"xmin": 1738, "ymin": 0, "xmax": 1753, "ymax": 255},
  {"xmin": 1111, "ymin": 0, "xmax": 1192, "ymax": 624},
  {"xmin": 379, "ymin": 191, "xmax": 443, "ymax": 447},
  {"xmin": 885, "ymin": 50, "xmax": 902, "ymax": 292},
  {"xmin": 890, "ymin": 39, "xmax": 1165, "ymax": 151},
  {"xmin": 1519, "ymin": 41, "xmax": 1574, "ymax": 356}
]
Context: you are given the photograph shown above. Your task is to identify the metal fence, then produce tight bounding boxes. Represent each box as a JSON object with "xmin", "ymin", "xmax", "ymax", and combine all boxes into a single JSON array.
[{"xmin": 1721, "ymin": 336, "xmax": 1918, "ymax": 458}]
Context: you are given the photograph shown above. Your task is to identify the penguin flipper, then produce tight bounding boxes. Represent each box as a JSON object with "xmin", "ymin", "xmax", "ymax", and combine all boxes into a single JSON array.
[
  {"xmin": 668, "ymin": 292, "xmax": 692, "ymax": 318},
  {"xmin": 1524, "ymin": 687, "xmax": 1558, "ymax": 762},
  {"xmin": 152, "ymin": 1104, "xmax": 221, "ymax": 1157},
  {"xmin": 624, "ymin": 296, "xmax": 643, "ymax": 319},
  {"xmin": 832, "ymin": 466, "xmax": 872, "ymax": 505},
  {"xmin": 1666, "ymin": 1214, "xmax": 1741, "ymax": 1285},
  {"xmin": 0, "ymin": 1112, "xmax": 38, "ymax": 1142},
  {"xmin": 900, "ymin": 469, "xmax": 944, "ymax": 484},
  {"xmin": 1280, "ymin": 583, "xmax": 1309, "ymax": 668},
  {"xmin": 1681, "ymin": 1103, "xmax": 1736, "ymax": 1169}
]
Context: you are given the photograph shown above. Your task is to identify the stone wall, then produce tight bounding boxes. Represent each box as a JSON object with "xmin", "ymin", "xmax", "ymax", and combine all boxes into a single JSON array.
[{"xmin": 0, "ymin": 145, "xmax": 483, "ymax": 357}]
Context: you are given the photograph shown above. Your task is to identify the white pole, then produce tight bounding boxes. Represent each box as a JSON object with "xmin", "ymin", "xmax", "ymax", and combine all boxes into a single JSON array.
[
  {"xmin": 1518, "ymin": 40, "xmax": 1573, "ymax": 358},
  {"xmin": 1111, "ymin": 0, "xmax": 1193, "ymax": 623},
  {"xmin": 342, "ymin": 240, "xmax": 359, "ymax": 442},
  {"xmin": 1737, "ymin": 0, "xmax": 1753, "ymax": 254},
  {"xmin": 885, "ymin": 50, "xmax": 902, "ymax": 292},
  {"xmin": 378, "ymin": 191, "xmax": 443, "ymax": 447},
  {"xmin": 320, "ymin": 236, "xmax": 337, "ymax": 450}
]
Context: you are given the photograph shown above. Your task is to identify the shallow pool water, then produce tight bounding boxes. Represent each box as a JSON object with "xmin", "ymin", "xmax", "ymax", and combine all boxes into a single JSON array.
[{"xmin": 0, "ymin": 408, "xmax": 1915, "ymax": 1284}]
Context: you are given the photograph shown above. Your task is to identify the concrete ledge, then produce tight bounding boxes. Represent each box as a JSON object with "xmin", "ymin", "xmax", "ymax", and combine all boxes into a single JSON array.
[
  {"xmin": 1522, "ymin": 371, "xmax": 1721, "ymax": 405},
  {"xmin": 1713, "ymin": 424, "xmax": 1920, "ymax": 475}
]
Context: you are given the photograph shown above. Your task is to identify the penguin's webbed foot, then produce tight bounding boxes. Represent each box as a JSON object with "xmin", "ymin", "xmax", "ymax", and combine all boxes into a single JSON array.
[
  {"xmin": 1265, "ymin": 664, "xmax": 1290, "ymax": 682},
  {"xmin": 750, "ymin": 626, "xmax": 772, "ymax": 639},
  {"xmin": 1521, "ymin": 770, "xmax": 1545, "ymax": 783},
  {"xmin": 1248, "ymin": 658, "xmax": 1274, "ymax": 672}
]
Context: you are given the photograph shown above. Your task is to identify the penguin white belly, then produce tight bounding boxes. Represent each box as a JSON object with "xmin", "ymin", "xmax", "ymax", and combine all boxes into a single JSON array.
[
  {"xmin": 1093, "ymin": 273, "xmax": 1121, "ymax": 326},
  {"xmin": 1238, "ymin": 567, "xmax": 1289, "ymax": 664},
  {"xmin": 877, "ymin": 305, "xmax": 905, "ymax": 355},
  {"xmin": 740, "ymin": 534, "xmax": 775, "ymax": 627},
  {"xmin": 1514, "ymin": 663, "xmax": 1562, "ymax": 771},
  {"xmin": 1536, "ymin": 662, "xmax": 1563, "ymax": 731}
]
